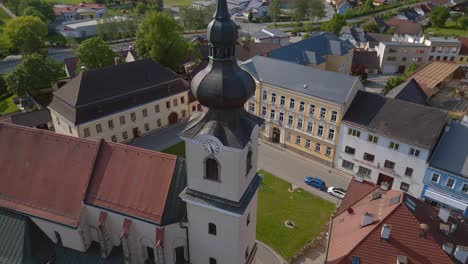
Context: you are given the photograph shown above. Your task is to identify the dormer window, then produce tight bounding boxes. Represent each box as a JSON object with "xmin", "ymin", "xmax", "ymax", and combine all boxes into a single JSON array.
[
  {"xmin": 246, "ymin": 150, "xmax": 252, "ymax": 176},
  {"xmin": 206, "ymin": 158, "xmax": 219, "ymax": 181}
]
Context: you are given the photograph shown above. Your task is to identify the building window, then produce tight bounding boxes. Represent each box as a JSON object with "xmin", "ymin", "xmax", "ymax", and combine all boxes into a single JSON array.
[
  {"xmin": 157, "ymin": 119, "xmax": 161, "ymax": 127},
  {"xmin": 345, "ymin": 146, "xmax": 355, "ymax": 155},
  {"xmin": 309, "ymin": 104, "xmax": 315, "ymax": 115},
  {"xmin": 429, "ymin": 55, "xmax": 434, "ymax": 61},
  {"xmin": 83, "ymin": 128, "xmax": 90, "ymax": 137},
  {"xmin": 96, "ymin": 124, "xmax": 102, "ymax": 133},
  {"xmin": 384, "ymin": 160, "xmax": 395, "ymax": 169},
  {"xmin": 245, "ymin": 247, "xmax": 249, "ymax": 260},
  {"xmin": 400, "ymin": 182, "xmax": 410, "ymax": 192},
  {"xmin": 446, "ymin": 178, "xmax": 455, "ymax": 188},
  {"xmin": 327, "ymin": 129, "xmax": 335, "ymax": 140},
  {"xmin": 348, "ymin": 128, "xmax": 360, "ymax": 138},
  {"xmin": 405, "ymin": 167, "xmax": 413, "ymax": 177},
  {"xmin": 307, "ymin": 122, "xmax": 313, "ymax": 132},
  {"xmin": 54, "ymin": 231, "xmax": 62, "ymax": 245},
  {"xmin": 181, "ymin": 96, "xmax": 185, "ymax": 104},
  {"xmin": 449, "ymin": 57, "xmax": 455, "ymax": 61},
  {"xmin": 363, "ymin": 153, "xmax": 375, "ymax": 162},
  {"xmin": 443, "ymin": 56, "xmax": 448, "ymax": 61},
  {"xmin": 56, "ymin": 117, "xmax": 60, "ymax": 125},
  {"xmin": 166, "ymin": 101, "xmax": 170, "ymax": 109},
  {"xmin": 246, "ymin": 150, "xmax": 252, "ymax": 175},
  {"xmin": 326, "ymin": 147, "xmax": 331, "ymax": 156},
  {"xmin": 389, "ymin": 48, "xmax": 397, "ymax": 53},
  {"xmin": 295, "ymin": 135, "xmax": 301, "ymax": 144},
  {"xmin": 289, "ymin": 98, "xmax": 295, "ymax": 109},
  {"xmin": 305, "ymin": 139, "xmax": 311, "ymax": 148},
  {"xmin": 462, "ymin": 184, "xmax": 468, "ymax": 193},
  {"xmin": 142, "ymin": 109, "xmax": 148, "ymax": 117},
  {"xmin": 271, "ymin": 93, "xmax": 276, "ymax": 103},
  {"xmin": 279, "ymin": 112, "xmax": 284, "ymax": 123},
  {"xmin": 261, "ymin": 107, "xmax": 266, "ymax": 117},
  {"xmin": 155, "ymin": 105, "xmax": 160, "ymax": 113},
  {"xmin": 108, "ymin": 120, "xmax": 114, "ymax": 129},
  {"xmin": 431, "ymin": 173, "xmax": 440, "ymax": 183},
  {"xmin": 389, "ymin": 141, "xmax": 399, "ymax": 150},
  {"xmin": 208, "ymin": 223, "xmax": 216, "ymax": 235},
  {"xmin": 68, "ymin": 126, "xmax": 72, "ymax": 134},
  {"xmin": 409, "ymin": 148, "xmax": 420, "ymax": 157},
  {"xmin": 317, "ymin": 125, "xmax": 324, "ymax": 136},
  {"xmin": 144, "ymin": 123, "xmax": 150, "ymax": 131},
  {"xmin": 119, "ymin": 116, "xmax": 126, "ymax": 125},
  {"xmin": 315, "ymin": 143, "xmax": 321, "ymax": 152},
  {"xmin": 387, "ymin": 56, "xmax": 396, "ymax": 61},
  {"xmin": 249, "ymin": 102, "xmax": 255, "ymax": 112},
  {"xmin": 367, "ymin": 135, "xmax": 378, "ymax": 144},
  {"xmin": 342, "ymin": 160, "xmax": 354, "ymax": 170},
  {"xmin": 402, "ymin": 57, "xmax": 407, "ymax": 61},
  {"xmin": 319, "ymin": 107, "xmax": 326, "ymax": 119},
  {"xmin": 262, "ymin": 90, "xmax": 267, "ymax": 101},
  {"xmin": 247, "ymin": 213, "xmax": 251, "ymax": 226},
  {"xmin": 358, "ymin": 166, "xmax": 371, "ymax": 177},
  {"xmin": 131, "ymin": 112, "xmax": 136, "ymax": 122},
  {"xmin": 280, "ymin": 96, "xmax": 285, "ymax": 106},
  {"xmin": 299, "ymin": 101, "xmax": 305, "ymax": 112},
  {"xmin": 286, "ymin": 132, "xmax": 291, "ymax": 141},
  {"xmin": 173, "ymin": 98, "xmax": 178, "ymax": 107},
  {"xmin": 111, "ymin": 135, "xmax": 117, "ymax": 142},
  {"xmin": 206, "ymin": 158, "xmax": 219, "ymax": 181},
  {"xmin": 270, "ymin": 109, "xmax": 276, "ymax": 120},
  {"xmin": 209, "ymin": 258, "xmax": 217, "ymax": 264},
  {"xmin": 331, "ymin": 111, "xmax": 337, "ymax": 122},
  {"xmin": 287, "ymin": 115, "xmax": 293, "ymax": 126},
  {"xmin": 122, "ymin": 131, "xmax": 128, "ymax": 139},
  {"xmin": 296, "ymin": 119, "xmax": 303, "ymax": 129},
  {"xmin": 182, "ymin": 110, "xmax": 186, "ymax": 117}
]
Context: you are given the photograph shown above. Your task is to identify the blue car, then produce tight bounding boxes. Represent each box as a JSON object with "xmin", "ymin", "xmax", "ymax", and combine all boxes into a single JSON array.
[{"xmin": 305, "ymin": 176, "xmax": 326, "ymax": 190}]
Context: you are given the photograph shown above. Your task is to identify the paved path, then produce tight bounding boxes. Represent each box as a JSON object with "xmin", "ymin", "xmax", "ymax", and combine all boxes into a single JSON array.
[{"xmin": 256, "ymin": 241, "xmax": 288, "ymax": 264}]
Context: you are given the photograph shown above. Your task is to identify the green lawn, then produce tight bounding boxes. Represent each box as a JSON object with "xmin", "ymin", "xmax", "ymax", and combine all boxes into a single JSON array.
[
  {"xmin": 0, "ymin": 93, "xmax": 19, "ymax": 115},
  {"xmin": 426, "ymin": 20, "xmax": 468, "ymax": 37},
  {"xmin": 162, "ymin": 141, "xmax": 186, "ymax": 158},
  {"xmin": 165, "ymin": 0, "xmax": 192, "ymax": 7},
  {"xmin": 257, "ymin": 170, "xmax": 335, "ymax": 261}
]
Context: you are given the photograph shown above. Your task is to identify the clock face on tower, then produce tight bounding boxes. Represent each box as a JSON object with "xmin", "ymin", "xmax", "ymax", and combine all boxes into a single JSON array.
[{"xmin": 203, "ymin": 139, "xmax": 220, "ymax": 155}]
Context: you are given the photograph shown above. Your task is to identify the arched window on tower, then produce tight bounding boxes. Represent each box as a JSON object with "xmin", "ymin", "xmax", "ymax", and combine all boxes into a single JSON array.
[
  {"xmin": 209, "ymin": 257, "xmax": 217, "ymax": 264},
  {"xmin": 246, "ymin": 150, "xmax": 253, "ymax": 176},
  {"xmin": 206, "ymin": 158, "xmax": 219, "ymax": 181},
  {"xmin": 208, "ymin": 223, "xmax": 217, "ymax": 235}
]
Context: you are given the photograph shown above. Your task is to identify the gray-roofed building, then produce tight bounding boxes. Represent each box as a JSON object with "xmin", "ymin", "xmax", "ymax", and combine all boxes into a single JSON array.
[
  {"xmin": 266, "ymin": 32, "xmax": 354, "ymax": 74},
  {"xmin": 335, "ymin": 90, "xmax": 448, "ymax": 197},
  {"xmin": 241, "ymin": 55, "xmax": 363, "ymax": 166},
  {"xmin": 422, "ymin": 120, "xmax": 468, "ymax": 216},
  {"xmin": 340, "ymin": 26, "xmax": 367, "ymax": 48},
  {"xmin": 385, "ymin": 78, "xmax": 427, "ymax": 105},
  {"xmin": 48, "ymin": 58, "xmax": 190, "ymax": 143},
  {"xmin": 10, "ymin": 109, "xmax": 52, "ymax": 129},
  {"xmin": 352, "ymin": 50, "xmax": 380, "ymax": 74},
  {"xmin": 365, "ymin": 32, "xmax": 393, "ymax": 50},
  {"xmin": 251, "ymin": 28, "xmax": 290, "ymax": 46}
]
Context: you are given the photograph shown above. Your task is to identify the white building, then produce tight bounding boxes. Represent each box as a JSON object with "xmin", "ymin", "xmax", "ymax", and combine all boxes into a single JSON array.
[
  {"xmin": 56, "ymin": 16, "xmax": 128, "ymax": 38},
  {"xmin": 424, "ymin": 37, "xmax": 461, "ymax": 62},
  {"xmin": 376, "ymin": 41, "xmax": 429, "ymax": 74},
  {"xmin": 251, "ymin": 28, "xmax": 290, "ymax": 46},
  {"xmin": 335, "ymin": 91, "xmax": 448, "ymax": 197}
]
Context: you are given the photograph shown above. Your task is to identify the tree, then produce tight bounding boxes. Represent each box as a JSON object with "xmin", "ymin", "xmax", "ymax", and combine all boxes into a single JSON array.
[
  {"xmin": 22, "ymin": 6, "xmax": 46, "ymax": 21},
  {"xmin": 457, "ymin": 16, "xmax": 468, "ymax": 29},
  {"xmin": 429, "ymin": 6, "xmax": 450, "ymax": 27},
  {"xmin": 362, "ymin": 21, "xmax": 380, "ymax": 33},
  {"xmin": 5, "ymin": 53, "xmax": 63, "ymax": 95},
  {"xmin": 365, "ymin": 0, "xmax": 373, "ymax": 8},
  {"xmin": 384, "ymin": 76, "xmax": 403, "ymax": 93},
  {"xmin": 77, "ymin": 37, "xmax": 116, "ymax": 70},
  {"xmin": 293, "ymin": 0, "xmax": 308, "ymax": 21},
  {"xmin": 179, "ymin": 5, "xmax": 215, "ymax": 30},
  {"xmin": 307, "ymin": 0, "xmax": 325, "ymax": 22},
  {"xmin": 320, "ymin": 14, "xmax": 346, "ymax": 35},
  {"xmin": 18, "ymin": 0, "xmax": 55, "ymax": 22},
  {"xmin": 248, "ymin": 10, "xmax": 253, "ymax": 22},
  {"xmin": 269, "ymin": 0, "xmax": 281, "ymax": 24},
  {"xmin": 4, "ymin": 16, "xmax": 48, "ymax": 54},
  {"xmin": 135, "ymin": 2, "xmax": 149, "ymax": 15},
  {"xmin": 135, "ymin": 11, "xmax": 189, "ymax": 70}
]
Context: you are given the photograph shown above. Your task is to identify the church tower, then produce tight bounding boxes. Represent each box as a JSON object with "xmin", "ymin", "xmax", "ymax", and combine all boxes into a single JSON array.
[{"xmin": 179, "ymin": 0, "xmax": 262, "ymax": 262}]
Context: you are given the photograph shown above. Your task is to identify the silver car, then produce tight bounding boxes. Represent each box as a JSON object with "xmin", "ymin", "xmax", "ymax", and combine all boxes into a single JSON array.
[{"xmin": 327, "ymin": 187, "xmax": 346, "ymax": 199}]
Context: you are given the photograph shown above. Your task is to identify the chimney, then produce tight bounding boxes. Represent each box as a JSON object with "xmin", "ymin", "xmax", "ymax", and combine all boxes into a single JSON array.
[
  {"xmin": 381, "ymin": 224, "xmax": 391, "ymax": 240},
  {"xmin": 115, "ymin": 57, "xmax": 121, "ymax": 65},
  {"xmin": 419, "ymin": 223, "xmax": 429, "ymax": 238}
]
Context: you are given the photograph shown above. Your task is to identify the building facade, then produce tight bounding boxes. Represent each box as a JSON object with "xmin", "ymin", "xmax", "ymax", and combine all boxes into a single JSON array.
[
  {"xmin": 49, "ymin": 59, "xmax": 189, "ymax": 143},
  {"xmin": 376, "ymin": 41, "xmax": 429, "ymax": 73},
  {"xmin": 421, "ymin": 120, "xmax": 468, "ymax": 216},
  {"xmin": 335, "ymin": 91, "xmax": 448, "ymax": 197},
  {"xmin": 456, "ymin": 37, "xmax": 468, "ymax": 67},
  {"xmin": 425, "ymin": 37, "xmax": 461, "ymax": 62},
  {"xmin": 242, "ymin": 56, "xmax": 362, "ymax": 166}
]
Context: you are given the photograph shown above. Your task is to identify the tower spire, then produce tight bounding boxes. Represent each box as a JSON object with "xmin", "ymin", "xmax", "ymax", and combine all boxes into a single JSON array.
[{"xmin": 213, "ymin": 0, "xmax": 230, "ymax": 20}]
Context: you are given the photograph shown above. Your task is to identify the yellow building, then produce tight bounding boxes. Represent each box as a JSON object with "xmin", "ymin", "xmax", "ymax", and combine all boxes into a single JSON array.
[
  {"xmin": 242, "ymin": 56, "xmax": 363, "ymax": 166},
  {"xmin": 49, "ymin": 59, "xmax": 189, "ymax": 143}
]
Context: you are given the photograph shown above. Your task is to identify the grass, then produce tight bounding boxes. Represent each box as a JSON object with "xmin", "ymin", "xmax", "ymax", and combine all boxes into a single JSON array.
[
  {"xmin": 0, "ymin": 93, "xmax": 19, "ymax": 115},
  {"xmin": 257, "ymin": 170, "xmax": 335, "ymax": 261},
  {"xmin": 165, "ymin": 0, "xmax": 192, "ymax": 7},
  {"xmin": 43, "ymin": 0, "xmax": 82, "ymax": 4},
  {"xmin": 425, "ymin": 20, "xmax": 468, "ymax": 37},
  {"xmin": 162, "ymin": 141, "xmax": 186, "ymax": 158}
]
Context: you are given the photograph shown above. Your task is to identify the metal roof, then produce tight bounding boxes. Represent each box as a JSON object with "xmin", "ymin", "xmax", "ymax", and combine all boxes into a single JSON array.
[
  {"xmin": 385, "ymin": 78, "xmax": 427, "ymax": 105},
  {"xmin": 0, "ymin": 211, "xmax": 25, "ymax": 264}
]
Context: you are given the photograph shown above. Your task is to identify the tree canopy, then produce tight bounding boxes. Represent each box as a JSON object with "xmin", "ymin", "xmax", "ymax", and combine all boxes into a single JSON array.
[
  {"xmin": 4, "ymin": 16, "xmax": 48, "ymax": 54},
  {"xmin": 77, "ymin": 37, "xmax": 116, "ymax": 70},
  {"xmin": 307, "ymin": 0, "xmax": 325, "ymax": 22},
  {"xmin": 320, "ymin": 14, "xmax": 346, "ymax": 35},
  {"xmin": 269, "ymin": 0, "xmax": 281, "ymax": 24},
  {"xmin": 429, "ymin": 6, "xmax": 450, "ymax": 27},
  {"xmin": 179, "ymin": 4, "xmax": 215, "ymax": 30},
  {"xmin": 5, "ymin": 53, "xmax": 64, "ymax": 95},
  {"xmin": 135, "ymin": 11, "xmax": 189, "ymax": 70}
]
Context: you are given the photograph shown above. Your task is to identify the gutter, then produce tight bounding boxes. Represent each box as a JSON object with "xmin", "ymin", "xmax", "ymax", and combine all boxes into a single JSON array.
[{"xmin": 179, "ymin": 220, "xmax": 191, "ymax": 264}]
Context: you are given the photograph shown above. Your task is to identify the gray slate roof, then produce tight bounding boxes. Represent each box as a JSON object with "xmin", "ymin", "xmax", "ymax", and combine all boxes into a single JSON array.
[
  {"xmin": 340, "ymin": 26, "xmax": 367, "ymax": 43},
  {"xmin": 385, "ymin": 78, "xmax": 427, "ymax": 105},
  {"xmin": 241, "ymin": 56, "xmax": 360, "ymax": 105},
  {"xmin": 343, "ymin": 91, "xmax": 447, "ymax": 149},
  {"xmin": 10, "ymin": 109, "xmax": 51, "ymax": 127},
  {"xmin": 49, "ymin": 59, "xmax": 188, "ymax": 125},
  {"xmin": 429, "ymin": 121, "xmax": 468, "ymax": 178},
  {"xmin": 267, "ymin": 32, "xmax": 354, "ymax": 65}
]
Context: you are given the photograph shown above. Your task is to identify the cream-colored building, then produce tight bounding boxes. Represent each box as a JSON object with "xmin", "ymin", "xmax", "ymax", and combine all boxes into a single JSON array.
[
  {"xmin": 241, "ymin": 56, "xmax": 363, "ymax": 166},
  {"xmin": 49, "ymin": 59, "xmax": 189, "ymax": 143}
]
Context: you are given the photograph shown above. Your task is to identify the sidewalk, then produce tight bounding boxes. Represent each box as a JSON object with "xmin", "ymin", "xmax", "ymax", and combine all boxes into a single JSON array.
[
  {"xmin": 256, "ymin": 240, "xmax": 288, "ymax": 264},
  {"xmin": 130, "ymin": 121, "xmax": 186, "ymax": 151}
]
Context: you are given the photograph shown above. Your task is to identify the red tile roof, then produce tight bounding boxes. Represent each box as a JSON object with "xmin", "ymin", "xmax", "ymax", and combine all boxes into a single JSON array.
[
  {"xmin": 385, "ymin": 18, "xmax": 423, "ymax": 35},
  {"xmin": 0, "ymin": 123, "xmax": 99, "ymax": 227},
  {"xmin": 327, "ymin": 180, "xmax": 468, "ymax": 264},
  {"xmin": 459, "ymin": 37, "xmax": 468, "ymax": 56},
  {"xmin": 86, "ymin": 142, "xmax": 177, "ymax": 223},
  {"xmin": 336, "ymin": 178, "xmax": 377, "ymax": 215}
]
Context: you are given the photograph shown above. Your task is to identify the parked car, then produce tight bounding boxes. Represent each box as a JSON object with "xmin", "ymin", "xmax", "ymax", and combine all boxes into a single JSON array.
[
  {"xmin": 304, "ymin": 177, "xmax": 326, "ymax": 190},
  {"xmin": 327, "ymin": 187, "xmax": 347, "ymax": 199}
]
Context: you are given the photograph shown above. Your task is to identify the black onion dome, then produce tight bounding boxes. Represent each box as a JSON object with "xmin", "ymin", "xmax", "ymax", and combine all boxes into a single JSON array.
[{"xmin": 191, "ymin": 0, "xmax": 255, "ymax": 109}]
